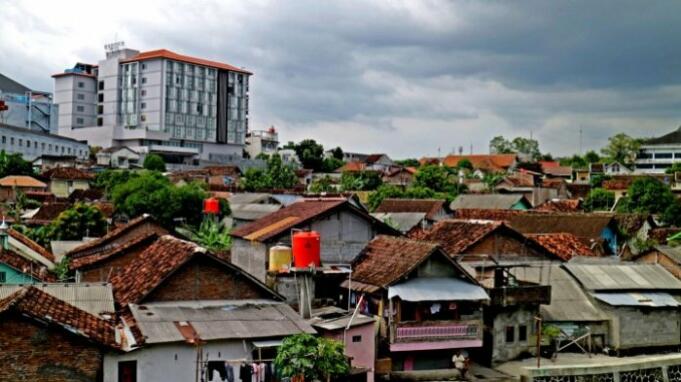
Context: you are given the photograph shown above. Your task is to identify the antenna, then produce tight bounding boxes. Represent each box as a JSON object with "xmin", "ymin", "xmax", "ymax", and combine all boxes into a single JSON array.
[
  {"xmin": 579, "ymin": 127, "xmax": 583, "ymax": 154},
  {"xmin": 470, "ymin": 143, "xmax": 473, "ymax": 155}
]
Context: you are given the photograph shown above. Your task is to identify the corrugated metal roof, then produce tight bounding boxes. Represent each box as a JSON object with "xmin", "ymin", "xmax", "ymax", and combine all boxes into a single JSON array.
[
  {"xmin": 271, "ymin": 194, "xmax": 303, "ymax": 206},
  {"xmin": 388, "ymin": 277, "xmax": 489, "ymax": 302},
  {"xmin": 654, "ymin": 245, "xmax": 681, "ymax": 264},
  {"xmin": 310, "ymin": 314, "xmax": 376, "ymax": 331},
  {"xmin": 509, "ymin": 264, "xmax": 609, "ymax": 322},
  {"xmin": 227, "ymin": 193, "xmax": 276, "ymax": 205},
  {"xmin": 0, "ymin": 283, "xmax": 114, "ymax": 316},
  {"xmin": 231, "ymin": 203, "xmax": 282, "ymax": 221},
  {"xmin": 130, "ymin": 300, "xmax": 316, "ymax": 344},
  {"xmin": 371, "ymin": 212, "xmax": 425, "ymax": 233},
  {"xmin": 564, "ymin": 263, "xmax": 681, "ymax": 291},
  {"xmin": 450, "ymin": 194, "xmax": 527, "ymax": 210},
  {"xmin": 592, "ymin": 292, "xmax": 680, "ymax": 307}
]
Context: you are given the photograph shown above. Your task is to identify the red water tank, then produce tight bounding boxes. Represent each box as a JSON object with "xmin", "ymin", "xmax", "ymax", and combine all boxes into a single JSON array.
[
  {"xmin": 292, "ymin": 231, "xmax": 321, "ymax": 268},
  {"xmin": 203, "ymin": 198, "xmax": 220, "ymax": 214}
]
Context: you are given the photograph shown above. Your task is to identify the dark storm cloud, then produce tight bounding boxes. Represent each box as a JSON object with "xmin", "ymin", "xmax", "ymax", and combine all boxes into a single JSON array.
[{"xmin": 2, "ymin": 0, "xmax": 681, "ymax": 156}]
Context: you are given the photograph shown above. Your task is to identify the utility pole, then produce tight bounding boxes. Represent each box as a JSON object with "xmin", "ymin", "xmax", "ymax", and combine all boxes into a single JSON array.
[
  {"xmin": 535, "ymin": 315, "xmax": 543, "ymax": 368},
  {"xmin": 579, "ymin": 127, "xmax": 583, "ymax": 155}
]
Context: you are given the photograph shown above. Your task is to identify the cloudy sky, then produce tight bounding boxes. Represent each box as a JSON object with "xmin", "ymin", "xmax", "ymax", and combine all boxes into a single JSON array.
[{"xmin": 1, "ymin": 0, "xmax": 681, "ymax": 158}]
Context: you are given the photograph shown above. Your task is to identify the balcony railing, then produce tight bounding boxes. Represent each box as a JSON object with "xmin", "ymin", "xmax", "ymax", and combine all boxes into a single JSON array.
[{"xmin": 393, "ymin": 320, "xmax": 480, "ymax": 343}]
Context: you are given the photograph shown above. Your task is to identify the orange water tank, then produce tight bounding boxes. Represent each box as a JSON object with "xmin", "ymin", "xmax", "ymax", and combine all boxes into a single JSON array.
[{"xmin": 292, "ymin": 231, "xmax": 321, "ymax": 268}]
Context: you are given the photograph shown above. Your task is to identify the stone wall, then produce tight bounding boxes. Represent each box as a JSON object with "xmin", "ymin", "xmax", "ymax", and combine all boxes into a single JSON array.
[
  {"xmin": 0, "ymin": 314, "xmax": 104, "ymax": 381},
  {"xmin": 491, "ymin": 307, "xmax": 536, "ymax": 363}
]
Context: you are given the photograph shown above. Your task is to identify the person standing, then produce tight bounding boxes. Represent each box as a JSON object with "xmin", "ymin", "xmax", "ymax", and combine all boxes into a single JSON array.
[{"xmin": 452, "ymin": 350, "xmax": 468, "ymax": 379}]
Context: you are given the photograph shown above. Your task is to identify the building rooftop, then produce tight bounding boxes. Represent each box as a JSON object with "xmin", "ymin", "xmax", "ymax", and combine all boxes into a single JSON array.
[
  {"xmin": 120, "ymin": 49, "xmax": 252, "ymax": 75},
  {"xmin": 374, "ymin": 198, "xmax": 446, "ymax": 220},
  {"xmin": 644, "ymin": 126, "xmax": 681, "ymax": 145},
  {"xmin": 564, "ymin": 263, "xmax": 681, "ymax": 291},
  {"xmin": 0, "ymin": 175, "xmax": 46, "ymax": 188},
  {"xmin": 450, "ymin": 194, "xmax": 529, "ymax": 210},
  {"xmin": 0, "ymin": 73, "xmax": 32, "ymax": 94},
  {"xmin": 410, "ymin": 219, "xmax": 505, "ymax": 255}
]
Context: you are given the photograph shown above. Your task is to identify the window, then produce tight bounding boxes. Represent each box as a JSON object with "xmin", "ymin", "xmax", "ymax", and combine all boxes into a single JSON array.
[
  {"xmin": 118, "ymin": 360, "xmax": 137, "ymax": 382},
  {"xmin": 98, "ymin": 93, "xmax": 104, "ymax": 103},
  {"xmin": 48, "ymin": 144, "xmax": 52, "ymax": 151},
  {"xmin": 142, "ymin": 77, "xmax": 147, "ymax": 84},
  {"xmin": 0, "ymin": 271, "xmax": 5, "ymax": 283},
  {"xmin": 142, "ymin": 63, "xmax": 146, "ymax": 70},
  {"xmin": 67, "ymin": 148, "xmax": 71, "ymax": 154},
  {"xmin": 10, "ymin": 138, "xmax": 14, "ymax": 145},
  {"xmin": 97, "ymin": 117, "xmax": 103, "ymax": 126},
  {"xmin": 18, "ymin": 139, "xmax": 22, "ymax": 147},
  {"xmin": 34, "ymin": 141, "xmax": 38, "ymax": 149},
  {"xmin": 98, "ymin": 81, "xmax": 104, "ymax": 90},
  {"xmin": 76, "ymin": 117, "xmax": 84, "ymax": 125},
  {"xmin": 141, "ymin": 90, "xmax": 146, "ymax": 96},
  {"xmin": 505, "ymin": 326, "xmax": 515, "ymax": 343},
  {"xmin": 98, "ymin": 105, "xmax": 104, "ymax": 114},
  {"xmin": 1, "ymin": 136, "xmax": 5, "ymax": 144},
  {"xmin": 655, "ymin": 153, "xmax": 673, "ymax": 159},
  {"xmin": 78, "ymin": 81, "xmax": 84, "ymax": 88},
  {"xmin": 141, "ymin": 102, "xmax": 146, "ymax": 109},
  {"xmin": 41, "ymin": 142, "xmax": 45, "ymax": 150},
  {"xmin": 352, "ymin": 335, "xmax": 362, "ymax": 343},
  {"xmin": 518, "ymin": 325, "xmax": 527, "ymax": 342},
  {"xmin": 77, "ymin": 93, "xmax": 85, "ymax": 100},
  {"xmin": 76, "ymin": 105, "xmax": 84, "ymax": 112}
]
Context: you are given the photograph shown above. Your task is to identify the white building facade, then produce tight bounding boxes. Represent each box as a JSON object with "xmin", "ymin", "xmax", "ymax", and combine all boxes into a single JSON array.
[
  {"xmin": 635, "ymin": 127, "xmax": 681, "ymax": 174},
  {"xmin": 53, "ymin": 44, "xmax": 251, "ymax": 164}
]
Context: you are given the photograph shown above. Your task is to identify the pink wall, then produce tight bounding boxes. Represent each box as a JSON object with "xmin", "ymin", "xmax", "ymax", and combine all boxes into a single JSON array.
[{"xmin": 325, "ymin": 322, "xmax": 376, "ymax": 382}]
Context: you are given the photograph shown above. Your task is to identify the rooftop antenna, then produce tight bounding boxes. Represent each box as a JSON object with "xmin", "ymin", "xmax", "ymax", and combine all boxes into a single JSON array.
[
  {"xmin": 579, "ymin": 127, "xmax": 583, "ymax": 154},
  {"xmin": 470, "ymin": 143, "xmax": 473, "ymax": 155}
]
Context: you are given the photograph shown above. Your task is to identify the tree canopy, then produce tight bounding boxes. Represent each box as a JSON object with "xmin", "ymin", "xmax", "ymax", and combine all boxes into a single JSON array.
[
  {"xmin": 0, "ymin": 150, "xmax": 34, "ymax": 178},
  {"xmin": 286, "ymin": 139, "xmax": 325, "ymax": 171},
  {"xmin": 274, "ymin": 334, "xmax": 349, "ymax": 382},
  {"xmin": 616, "ymin": 177, "xmax": 675, "ymax": 215},
  {"xmin": 340, "ymin": 171, "xmax": 382, "ymax": 191},
  {"xmin": 489, "ymin": 136, "xmax": 542, "ymax": 160},
  {"xmin": 111, "ymin": 171, "xmax": 208, "ymax": 226},
  {"xmin": 241, "ymin": 154, "xmax": 298, "ymax": 191},
  {"xmin": 584, "ymin": 188, "xmax": 615, "ymax": 212},
  {"xmin": 143, "ymin": 154, "xmax": 166, "ymax": 172},
  {"xmin": 601, "ymin": 133, "xmax": 640, "ymax": 165}
]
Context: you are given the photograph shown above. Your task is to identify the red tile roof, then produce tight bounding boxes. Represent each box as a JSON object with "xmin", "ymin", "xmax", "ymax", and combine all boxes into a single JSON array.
[
  {"xmin": 0, "ymin": 249, "xmax": 56, "ymax": 281},
  {"xmin": 543, "ymin": 166, "xmax": 573, "ymax": 177},
  {"xmin": 527, "ymin": 233, "xmax": 598, "ymax": 261},
  {"xmin": 120, "ymin": 49, "xmax": 252, "ymax": 75},
  {"xmin": 110, "ymin": 235, "xmax": 279, "ymax": 307},
  {"xmin": 27, "ymin": 202, "xmax": 72, "ymax": 226},
  {"xmin": 349, "ymin": 235, "xmax": 441, "ymax": 290},
  {"xmin": 231, "ymin": 199, "xmax": 350, "ymax": 242},
  {"xmin": 8, "ymin": 228, "xmax": 55, "ymax": 263},
  {"xmin": 69, "ymin": 232, "xmax": 159, "ymax": 270},
  {"xmin": 68, "ymin": 215, "xmax": 157, "ymax": 258},
  {"xmin": 453, "ymin": 208, "xmax": 524, "ymax": 221},
  {"xmin": 339, "ymin": 161, "xmax": 367, "ymax": 173},
  {"xmin": 41, "ymin": 167, "xmax": 94, "ymax": 181},
  {"xmin": 0, "ymin": 287, "xmax": 117, "ymax": 347},
  {"xmin": 534, "ymin": 199, "xmax": 582, "ymax": 213},
  {"xmin": 374, "ymin": 199, "xmax": 446, "ymax": 220},
  {"xmin": 410, "ymin": 219, "xmax": 504, "ymax": 255},
  {"xmin": 442, "ymin": 154, "xmax": 517, "ymax": 172}
]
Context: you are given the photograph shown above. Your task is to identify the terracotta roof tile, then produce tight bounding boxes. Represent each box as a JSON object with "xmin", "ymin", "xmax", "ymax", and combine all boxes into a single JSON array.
[
  {"xmin": 527, "ymin": 233, "xmax": 598, "ymax": 261},
  {"xmin": 68, "ymin": 188, "xmax": 104, "ymax": 202},
  {"xmin": 110, "ymin": 235, "xmax": 278, "ymax": 307},
  {"xmin": 0, "ymin": 250, "xmax": 56, "ymax": 281},
  {"xmin": 442, "ymin": 154, "xmax": 517, "ymax": 172},
  {"xmin": 27, "ymin": 202, "xmax": 72, "ymax": 225},
  {"xmin": 0, "ymin": 176, "xmax": 47, "ymax": 188},
  {"xmin": 0, "ymin": 287, "xmax": 117, "ymax": 347},
  {"xmin": 534, "ymin": 199, "xmax": 582, "ymax": 213},
  {"xmin": 410, "ymin": 219, "xmax": 503, "ymax": 255},
  {"xmin": 453, "ymin": 208, "xmax": 524, "ymax": 221},
  {"xmin": 41, "ymin": 167, "xmax": 94, "ymax": 181},
  {"xmin": 68, "ymin": 215, "xmax": 155, "ymax": 257},
  {"xmin": 69, "ymin": 233, "xmax": 159, "ymax": 270},
  {"xmin": 339, "ymin": 161, "xmax": 367, "ymax": 173},
  {"xmin": 349, "ymin": 235, "xmax": 440, "ymax": 289},
  {"xmin": 120, "ymin": 49, "xmax": 252, "ymax": 75},
  {"xmin": 8, "ymin": 228, "xmax": 55, "ymax": 263},
  {"xmin": 374, "ymin": 199, "xmax": 446, "ymax": 220},
  {"xmin": 231, "ymin": 199, "xmax": 347, "ymax": 242}
]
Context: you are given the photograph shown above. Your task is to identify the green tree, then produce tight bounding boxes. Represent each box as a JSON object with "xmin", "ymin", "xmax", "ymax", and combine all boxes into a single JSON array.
[
  {"xmin": 414, "ymin": 164, "xmax": 452, "ymax": 192},
  {"xmin": 309, "ymin": 175, "xmax": 335, "ymax": 193},
  {"xmin": 584, "ymin": 150, "xmax": 601, "ymax": 163},
  {"xmin": 665, "ymin": 162, "xmax": 681, "ymax": 174},
  {"xmin": 483, "ymin": 172, "xmax": 504, "ymax": 192},
  {"xmin": 179, "ymin": 219, "xmax": 231, "ymax": 252},
  {"xmin": 241, "ymin": 168, "xmax": 272, "ymax": 192},
  {"xmin": 321, "ymin": 157, "xmax": 345, "ymax": 173},
  {"xmin": 289, "ymin": 139, "xmax": 325, "ymax": 171},
  {"xmin": 511, "ymin": 137, "xmax": 541, "ymax": 160},
  {"xmin": 340, "ymin": 171, "xmax": 382, "ymax": 191},
  {"xmin": 584, "ymin": 188, "xmax": 615, "ymax": 212},
  {"xmin": 330, "ymin": 146, "xmax": 344, "ymax": 160},
  {"xmin": 49, "ymin": 203, "xmax": 107, "ymax": 240},
  {"xmin": 395, "ymin": 158, "xmax": 420, "ymax": 167},
  {"xmin": 143, "ymin": 154, "xmax": 166, "ymax": 172},
  {"xmin": 111, "ymin": 171, "xmax": 208, "ymax": 226},
  {"xmin": 661, "ymin": 200, "xmax": 681, "ymax": 226},
  {"xmin": 94, "ymin": 169, "xmax": 136, "ymax": 197},
  {"xmin": 589, "ymin": 174, "xmax": 610, "ymax": 188},
  {"xmin": 563, "ymin": 154, "xmax": 588, "ymax": 169},
  {"xmin": 489, "ymin": 136, "xmax": 514, "ymax": 154},
  {"xmin": 601, "ymin": 133, "xmax": 641, "ymax": 165},
  {"xmin": 0, "ymin": 150, "xmax": 34, "ymax": 178},
  {"xmin": 267, "ymin": 154, "xmax": 298, "ymax": 189},
  {"xmin": 275, "ymin": 334, "xmax": 349, "ymax": 382},
  {"xmin": 457, "ymin": 159, "xmax": 473, "ymax": 171},
  {"xmin": 616, "ymin": 177, "xmax": 675, "ymax": 214}
]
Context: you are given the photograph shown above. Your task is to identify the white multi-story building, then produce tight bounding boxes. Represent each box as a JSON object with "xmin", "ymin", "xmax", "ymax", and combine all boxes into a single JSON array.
[
  {"xmin": 244, "ymin": 127, "xmax": 279, "ymax": 158},
  {"xmin": 634, "ymin": 126, "xmax": 681, "ymax": 174},
  {"xmin": 53, "ymin": 44, "xmax": 251, "ymax": 164}
]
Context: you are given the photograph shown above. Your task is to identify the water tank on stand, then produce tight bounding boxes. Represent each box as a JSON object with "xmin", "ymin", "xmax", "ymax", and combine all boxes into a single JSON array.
[
  {"xmin": 292, "ymin": 231, "xmax": 321, "ymax": 268},
  {"xmin": 268, "ymin": 245, "xmax": 292, "ymax": 272}
]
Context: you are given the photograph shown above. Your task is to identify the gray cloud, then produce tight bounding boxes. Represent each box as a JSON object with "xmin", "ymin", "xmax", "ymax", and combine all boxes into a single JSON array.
[{"xmin": 2, "ymin": 0, "xmax": 681, "ymax": 158}]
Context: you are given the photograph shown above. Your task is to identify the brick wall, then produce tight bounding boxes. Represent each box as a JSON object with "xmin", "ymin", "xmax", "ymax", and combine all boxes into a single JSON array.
[
  {"xmin": 76, "ymin": 222, "xmax": 168, "ymax": 257},
  {"xmin": 80, "ymin": 244, "xmax": 150, "ymax": 282},
  {"xmin": 144, "ymin": 256, "xmax": 271, "ymax": 302},
  {"xmin": 0, "ymin": 313, "xmax": 103, "ymax": 382}
]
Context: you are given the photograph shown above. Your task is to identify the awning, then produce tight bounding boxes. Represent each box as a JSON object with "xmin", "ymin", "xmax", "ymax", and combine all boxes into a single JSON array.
[
  {"xmin": 388, "ymin": 277, "xmax": 489, "ymax": 302},
  {"xmin": 592, "ymin": 292, "xmax": 681, "ymax": 307},
  {"xmin": 251, "ymin": 339, "xmax": 283, "ymax": 348}
]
